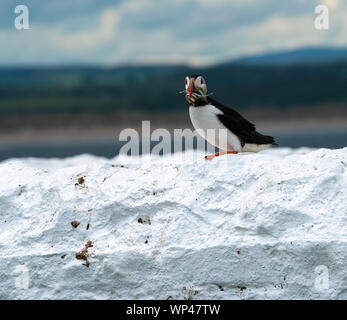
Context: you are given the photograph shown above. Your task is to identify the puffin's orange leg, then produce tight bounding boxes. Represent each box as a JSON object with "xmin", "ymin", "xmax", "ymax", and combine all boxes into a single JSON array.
[{"xmin": 205, "ymin": 150, "xmax": 238, "ymax": 160}]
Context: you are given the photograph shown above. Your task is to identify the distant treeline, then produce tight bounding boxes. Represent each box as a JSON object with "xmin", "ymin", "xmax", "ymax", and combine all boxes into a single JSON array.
[{"xmin": 0, "ymin": 61, "xmax": 346, "ymax": 114}]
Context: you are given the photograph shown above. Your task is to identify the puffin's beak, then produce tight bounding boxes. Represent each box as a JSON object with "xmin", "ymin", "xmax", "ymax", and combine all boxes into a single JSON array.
[{"xmin": 189, "ymin": 79, "xmax": 194, "ymax": 96}]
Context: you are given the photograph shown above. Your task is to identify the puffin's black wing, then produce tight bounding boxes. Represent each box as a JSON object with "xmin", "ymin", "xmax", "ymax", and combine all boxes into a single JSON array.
[{"xmin": 208, "ymin": 98, "xmax": 277, "ymax": 146}]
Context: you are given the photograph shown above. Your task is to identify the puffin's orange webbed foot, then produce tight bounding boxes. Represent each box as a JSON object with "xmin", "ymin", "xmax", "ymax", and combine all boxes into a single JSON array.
[
  {"xmin": 205, "ymin": 150, "xmax": 238, "ymax": 160},
  {"xmin": 205, "ymin": 153, "xmax": 217, "ymax": 160}
]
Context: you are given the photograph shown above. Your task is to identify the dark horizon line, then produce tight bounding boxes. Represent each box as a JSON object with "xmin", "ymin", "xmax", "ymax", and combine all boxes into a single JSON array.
[{"xmin": 0, "ymin": 45, "xmax": 347, "ymax": 69}]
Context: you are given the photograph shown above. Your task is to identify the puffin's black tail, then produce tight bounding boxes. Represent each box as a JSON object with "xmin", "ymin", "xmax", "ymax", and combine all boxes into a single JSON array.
[
  {"xmin": 266, "ymin": 135, "xmax": 278, "ymax": 146},
  {"xmin": 247, "ymin": 131, "xmax": 278, "ymax": 146}
]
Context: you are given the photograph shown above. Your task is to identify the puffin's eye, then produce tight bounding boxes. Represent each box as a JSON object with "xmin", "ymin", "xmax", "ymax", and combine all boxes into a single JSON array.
[
  {"xmin": 195, "ymin": 76, "xmax": 204, "ymax": 87},
  {"xmin": 185, "ymin": 77, "xmax": 190, "ymax": 89}
]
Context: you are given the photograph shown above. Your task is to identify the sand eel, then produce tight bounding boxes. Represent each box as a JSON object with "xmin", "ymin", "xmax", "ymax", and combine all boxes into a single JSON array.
[{"xmin": 182, "ymin": 75, "xmax": 277, "ymax": 160}]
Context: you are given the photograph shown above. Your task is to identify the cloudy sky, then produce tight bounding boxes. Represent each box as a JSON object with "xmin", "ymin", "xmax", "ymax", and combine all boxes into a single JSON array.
[{"xmin": 1, "ymin": 0, "xmax": 346, "ymax": 66}]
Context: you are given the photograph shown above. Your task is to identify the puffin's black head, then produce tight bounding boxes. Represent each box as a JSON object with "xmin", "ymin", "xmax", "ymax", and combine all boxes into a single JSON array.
[{"xmin": 184, "ymin": 75, "xmax": 208, "ymax": 105}]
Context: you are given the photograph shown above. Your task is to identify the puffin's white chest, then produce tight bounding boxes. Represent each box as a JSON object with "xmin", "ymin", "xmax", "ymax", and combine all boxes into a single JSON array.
[{"xmin": 189, "ymin": 105, "xmax": 242, "ymax": 151}]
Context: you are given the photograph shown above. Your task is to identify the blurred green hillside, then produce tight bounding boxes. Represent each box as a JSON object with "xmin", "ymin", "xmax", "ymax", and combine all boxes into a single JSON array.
[{"xmin": 0, "ymin": 61, "xmax": 347, "ymax": 115}]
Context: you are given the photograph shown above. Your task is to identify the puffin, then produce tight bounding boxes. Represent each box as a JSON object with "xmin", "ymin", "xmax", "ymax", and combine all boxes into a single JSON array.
[{"xmin": 183, "ymin": 75, "xmax": 277, "ymax": 160}]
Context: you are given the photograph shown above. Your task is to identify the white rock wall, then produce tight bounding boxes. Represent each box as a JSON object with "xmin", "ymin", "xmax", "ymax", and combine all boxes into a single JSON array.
[{"xmin": 0, "ymin": 148, "xmax": 346, "ymax": 299}]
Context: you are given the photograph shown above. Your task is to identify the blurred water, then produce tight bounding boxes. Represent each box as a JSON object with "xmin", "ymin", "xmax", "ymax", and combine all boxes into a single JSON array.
[{"xmin": 0, "ymin": 128, "xmax": 346, "ymax": 161}]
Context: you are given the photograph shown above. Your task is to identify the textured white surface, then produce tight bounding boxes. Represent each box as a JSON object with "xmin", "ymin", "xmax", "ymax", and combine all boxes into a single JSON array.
[{"xmin": 0, "ymin": 147, "xmax": 346, "ymax": 300}]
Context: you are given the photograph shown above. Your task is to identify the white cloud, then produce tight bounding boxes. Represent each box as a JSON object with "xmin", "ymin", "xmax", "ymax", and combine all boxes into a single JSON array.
[
  {"xmin": 322, "ymin": 0, "xmax": 340, "ymax": 9},
  {"xmin": 54, "ymin": 8, "xmax": 119, "ymax": 51},
  {"xmin": 1, "ymin": 0, "xmax": 347, "ymax": 65}
]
